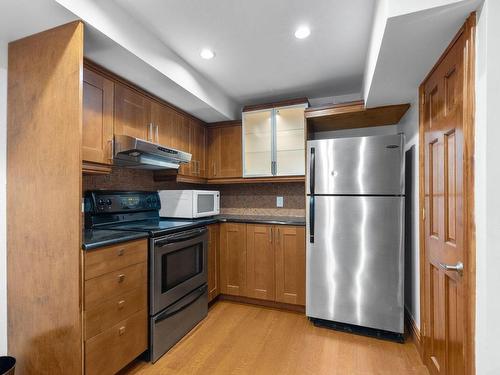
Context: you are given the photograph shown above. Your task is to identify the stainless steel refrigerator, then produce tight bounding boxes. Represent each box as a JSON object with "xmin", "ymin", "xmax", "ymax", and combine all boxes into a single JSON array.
[{"xmin": 306, "ymin": 134, "xmax": 405, "ymax": 338}]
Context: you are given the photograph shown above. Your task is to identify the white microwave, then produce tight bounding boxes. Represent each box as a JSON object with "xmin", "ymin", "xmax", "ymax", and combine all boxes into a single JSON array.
[{"xmin": 158, "ymin": 190, "xmax": 220, "ymax": 218}]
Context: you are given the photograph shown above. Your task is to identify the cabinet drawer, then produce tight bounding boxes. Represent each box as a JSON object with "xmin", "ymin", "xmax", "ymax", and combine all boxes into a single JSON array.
[
  {"xmin": 85, "ymin": 286, "xmax": 147, "ymax": 340},
  {"xmin": 85, "ymin": 309, "xmax": 147, "ymax": 375},
  {"xmin": 85, "ymin": 262, "xmax": 146, "ymax": 309},
  {"xmin": 85, "ymin": 239, "xmax": 147, "ymax": 280}
]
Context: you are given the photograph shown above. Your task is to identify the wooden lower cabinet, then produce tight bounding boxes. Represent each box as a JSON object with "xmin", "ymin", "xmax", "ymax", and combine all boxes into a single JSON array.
[
  {"xmin": 83, "ymin": 239, "xmax": 148, "ymax": 375},
  {"xmin": 220, "ymin": 223, "xmax": 247, "ymax": 296},
  {"xmin": 274, "ymin": 226, "xmax": 306, "ymax": 305},
  {"xmin": 218, "ymin": 223, "xmax": 305, "ymax": 306},
  {"xmin": 207, "ymin": 224, "xmax": 220, "ymax": 302},
  {"xmin": 246, "ymin": 224, "xmax": 275, "ymax": 301}
]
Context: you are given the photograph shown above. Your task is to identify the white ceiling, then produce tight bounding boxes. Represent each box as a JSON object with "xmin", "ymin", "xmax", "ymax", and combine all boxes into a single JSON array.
[{"xmin": 114, "ymin": 0, "xmax": 375, "ymax": 106}]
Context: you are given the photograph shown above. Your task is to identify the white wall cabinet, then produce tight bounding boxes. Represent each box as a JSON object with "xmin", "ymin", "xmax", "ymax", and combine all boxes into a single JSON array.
[{"xmin": 242, "ymin": 103, "xmax": 306, "ymax": 177}]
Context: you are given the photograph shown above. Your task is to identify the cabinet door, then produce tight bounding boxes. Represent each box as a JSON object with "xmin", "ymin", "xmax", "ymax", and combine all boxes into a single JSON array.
[
  {"xmin": 188, "ymin": 120, "xmax": 206, "ymax": 177},
  {"xmin": 82, "ymin": 68, "xmax": 114, "ymax": 165},
  {"xmin": 246, "ymin": 224, "xmax": 275, "ymax": 301},
  {"xmin": 114, "ymin": 84, "xmax": 151, "ymax": 141},
  {"xmin": 219, "ymin": 125, "xmax": 242, "ymax": 178},
  {"xmin": 207, "ymin": 224, "xmax": 220, "ymax": 302},
  {"xmin": 207, "ymin": 127, "xmax": 221, "ymax": 178},
  {"xmin": 220, "ymin": 223, "xmax": 246, "ymax": 296},
  {"xmin": 275, "ymin": 226, "xmax": 306, "ymax": 305},
  {"xmin": 275, "ymin": 105, "xmax": 306, "ymax": 176},
  {"xmin": 151, "ymin": 101, "xmax": 174, "ymax": 147},
  {"xmin": 175, "ymin": 115, "xmax": 191, "ymax": 175},
  {"xmin": 243, "ymin": 109, "xmax": 273, "ymax": 177}
]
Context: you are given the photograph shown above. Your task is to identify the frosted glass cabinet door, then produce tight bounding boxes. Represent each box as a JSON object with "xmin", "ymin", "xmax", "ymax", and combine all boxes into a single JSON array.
[
  {"xmin": 243, "ymin": 110, "xmax": 273, "ymax": 176},
  {"xmin": 275, "ymin": 105, "xmax": 305, "ymax": 176}
]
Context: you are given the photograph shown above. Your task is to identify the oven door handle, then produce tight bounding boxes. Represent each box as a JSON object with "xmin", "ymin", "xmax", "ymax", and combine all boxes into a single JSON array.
[
  {"xmin": 154, "ymin": 285, "xmax": 207, "ymax": 323},
  {"xmin": 155, "ymin": 227, "xmax": 208, "ymax": 247}
]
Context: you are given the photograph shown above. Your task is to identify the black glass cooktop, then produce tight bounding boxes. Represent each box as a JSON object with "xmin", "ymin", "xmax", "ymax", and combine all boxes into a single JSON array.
[{"xmin": 104, "ymin": 217, "xmax": 218, "ymax": 237}]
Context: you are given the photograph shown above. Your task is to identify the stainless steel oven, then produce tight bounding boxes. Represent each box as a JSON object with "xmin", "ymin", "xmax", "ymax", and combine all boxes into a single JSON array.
[
  {"xmin": 149, "ymin": 226, "xmax": 208, "ymax": 362},
  {"xmin": 150, "ymin": 226, "xmax": 208, "ymax": 314}
]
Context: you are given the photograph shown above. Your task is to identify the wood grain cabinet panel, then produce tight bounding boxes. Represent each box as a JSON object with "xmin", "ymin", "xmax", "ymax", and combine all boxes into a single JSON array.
[
  {"xmin": 220, "ymin": 223, "xmax": 247, "ymax": 296},
  {"xmin": 114, "ymin": 83, "xmax": 151, "ymax": 141},
  {"xmin": 274, "ymin": 226, "xmax": 306, "ymax": 305},
  {"xmin": 188, "ymin": 119, "xmax": 207, "ymax": 177},
  {"xmin": 151, "ymin": 101, "xmax": 174, "ymax": 147},
  {"xmin": 208, "ymin": 224, "xmax": 220, "ymax": 302},
  {"xmin": 246, "ymin": 224, "xmax": 276, "ymax": 301},
  {"xmin": 85, "ymin": 309, "xmax": 148, "ymax": 375},
  {"xmin": 85, "ymin": 262, "xmax": 147, "ymax": 309},
  {"xmin": 84, "ymin": 239, "xmax": 147, "ymax": 280},
  {"xmin": 82, "ymin": 67, "xmax": 114, "ymax": 166},
  {"xmin": 208, "ymin": 123, "xmax": 242, "ymax": 179}
]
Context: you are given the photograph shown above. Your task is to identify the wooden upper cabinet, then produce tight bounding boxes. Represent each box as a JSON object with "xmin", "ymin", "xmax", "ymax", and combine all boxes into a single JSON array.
[
  {"xmin": 246, "ymin": 224, "xmax": 275, "ymax": 301},
  {"xmin": 274, "ymin": 226, "xmax": 305, "ymax": 305},
  {"xmin": 220, "ymin": 223, "xmax": 247, "ymax": 296},
  {"xmin": 188, "ymin": 120, "xmax": 206, "ymax": 177},
  {"xmin": 114, "ymin": 83, "xmax": 151, "ymax": 141},
  {"xmin": 151, "ymin": 101, "xmax": 174, "ymax": 147},
  {"xmin": 208, "ymin": 123, "xmax": 242, "ymax": 179},
  {"xmin": 82, "ymin": 68, "xmax": 114, "ymax": 165}
]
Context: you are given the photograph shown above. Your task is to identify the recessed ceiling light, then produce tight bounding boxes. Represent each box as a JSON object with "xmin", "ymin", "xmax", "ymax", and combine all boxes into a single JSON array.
[
  {"xmin": 294, "ymin": 26, "xmax": 311, "ymax": 39},
  {"xmin": 200, "ymin": 48, "xmax": 215, "ymax": 60}
]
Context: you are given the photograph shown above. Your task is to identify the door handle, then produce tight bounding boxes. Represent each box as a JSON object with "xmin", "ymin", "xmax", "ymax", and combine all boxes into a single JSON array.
[
  {"xmin": 309, "ymin": 196, "xmax": 315, "ymax": 243},
  {"xmin": 439, "ymin": 261, "xmax": 463, "ymax": 276}
]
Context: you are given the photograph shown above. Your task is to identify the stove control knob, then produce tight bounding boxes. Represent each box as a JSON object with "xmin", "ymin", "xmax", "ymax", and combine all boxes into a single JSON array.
[
  {"xmin": 98, "ymin": 199, "xmax": 105, "ymax": 206},
  {"xmin": 106, "ymin": 199, "xmax": 112, "ymax": 206}
]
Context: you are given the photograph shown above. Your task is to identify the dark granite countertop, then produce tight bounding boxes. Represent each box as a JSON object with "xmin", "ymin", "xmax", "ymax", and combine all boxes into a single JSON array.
[
  {"xmin": 82, "ymin": 229, "xmax": 149, "ymax": 251},
  {"xmin": 82, "ymin": 215, "xmax": 305, "ymax": 250},
  {"xmin": 215, "ymin": 214, "xmax": 306, "ymax": 226}
]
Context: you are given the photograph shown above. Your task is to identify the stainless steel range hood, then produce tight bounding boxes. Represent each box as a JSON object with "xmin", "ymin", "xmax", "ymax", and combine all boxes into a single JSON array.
[{"xmin": 113, "ymin": 135, "xmax": 191, "ymax": 170}]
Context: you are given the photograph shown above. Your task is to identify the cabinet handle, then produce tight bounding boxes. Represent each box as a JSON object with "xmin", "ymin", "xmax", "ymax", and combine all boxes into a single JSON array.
[
  {"xmin": 269, "ymin": 228, "xmax": 272, "ymax": 243},
  {"xmin": 117, "ymin": 248, "xmax": 125, "ymax": 256},
  {"xmin": 117, "ymin": 300, "xmax": 125, "ymax": 309},
  {"xmin": 276, "ymin": 227, "xmax": 280, "ymax": 245},
  {"xmin": 155, "ymin": 124, "xmax": 159, "ymax": 143},
  {"xmin": 118, "ymin": 326, "xmax": 126, "ymax": 336},
  {"xmin": 148, "ymin": 123, "xmax": 153, "ymax": 142},
  {"xmin": 213, "ymin": 162, "xmax": 216, "ymax": 177},
  {"xmin": 117, "ymin": 274, "xmax": 125, "ymax": 283}
]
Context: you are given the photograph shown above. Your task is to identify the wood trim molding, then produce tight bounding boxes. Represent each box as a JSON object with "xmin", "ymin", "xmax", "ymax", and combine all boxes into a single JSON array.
[
  {"xmin": 206, "ymin": 120, "xmax": 242, "ymax": 128},
  {"xmin": 219, "ymin": 295, "xmax": 305, "ymax": 314},
  {"xmin": 405, "ymin": 309, "xmax": 422, "ymax": 356},
  {"xmin": 418, "ymin": 12, "xmax": 476, "ymax": 375},
  {"xmin": 82, "ymin": 161, "xmax": 112, "ymax": 175},
  {"xmin": 243, "ymin": 97, "xmax": 309, "ymax": 112}
]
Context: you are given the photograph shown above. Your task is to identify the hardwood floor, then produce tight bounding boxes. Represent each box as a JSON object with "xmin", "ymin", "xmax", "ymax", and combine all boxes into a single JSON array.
[{"xmin": 121, "ymin": 301, "xmax": 428, "ymax": 375}]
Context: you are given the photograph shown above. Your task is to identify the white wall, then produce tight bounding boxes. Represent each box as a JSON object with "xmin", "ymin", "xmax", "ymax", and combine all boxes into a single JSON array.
[
  {"xmin": 397, "ymin": 100, "xmax": 420, "ymax": 328},
  {"xmin": 0, "ymin": 40, "xmax": 7, "ymax": 355},
  {"xmin": 475, "ymin": 1, "xmax": 500, "ymax": 374}
]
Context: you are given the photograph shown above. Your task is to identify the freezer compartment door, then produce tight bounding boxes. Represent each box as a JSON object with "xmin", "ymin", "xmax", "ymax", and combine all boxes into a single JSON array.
[
  {"xmin": 306, "ymin": 196, "xmax": 404, "ymax": 333},
  {"xmin": 307, "ymin": 134, "xmax": 405, "ymax": 195}
]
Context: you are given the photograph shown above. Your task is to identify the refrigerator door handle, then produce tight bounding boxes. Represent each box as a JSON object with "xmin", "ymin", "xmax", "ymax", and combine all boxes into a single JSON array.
[
  {"xmin": 309, "ymin": 196, "xmax": 315, "ymax": 243},
  {"xmin": 310, "ymin": 147, "xmax": 315, "ymax": 194}
]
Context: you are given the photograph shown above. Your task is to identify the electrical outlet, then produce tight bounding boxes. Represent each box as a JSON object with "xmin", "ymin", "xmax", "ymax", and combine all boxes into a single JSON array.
[{"xmin": 276, "ymin": 196, "xmax": 284, "ymax": 208}]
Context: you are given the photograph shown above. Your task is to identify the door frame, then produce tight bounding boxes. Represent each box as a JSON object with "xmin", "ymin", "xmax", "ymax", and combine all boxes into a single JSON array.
[{"xmin": 418, "ymin": 12, "xmax": 476, "ymax": 375}]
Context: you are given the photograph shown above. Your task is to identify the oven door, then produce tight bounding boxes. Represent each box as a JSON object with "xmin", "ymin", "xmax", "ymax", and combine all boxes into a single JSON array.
[
  {"xmin": 192, "ymin": 191, "xmax": 220, "ymax": 218},
  {"xmin": 151, "ymin": 227, "xmax": 208, "ymax": 315}
]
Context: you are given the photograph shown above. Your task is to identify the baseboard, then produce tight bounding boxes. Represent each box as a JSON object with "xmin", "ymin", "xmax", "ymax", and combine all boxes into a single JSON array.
[
  {"xmin": 218, "ymin": 294, "xmax": 305, "ymax": 313},
  {"xmin": 405, "ymin": 308, "xmax": 422, "ymax": 355}
]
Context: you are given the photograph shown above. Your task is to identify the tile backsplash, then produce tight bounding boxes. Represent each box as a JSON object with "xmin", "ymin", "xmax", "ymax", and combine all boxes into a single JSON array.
[{"xmin": 83, "ymin": 168, "xmax": 306, "ymax": 217}]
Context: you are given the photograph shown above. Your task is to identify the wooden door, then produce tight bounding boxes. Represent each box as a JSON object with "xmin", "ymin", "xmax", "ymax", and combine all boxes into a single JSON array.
[
  {"xmin": 420, "ymin": 16, "xmax": 475, "ymax": 375},
  {"xmin": 220, "ymin": 223, "xmax": 246, "ymax": 296},
  {"xmin": 207, "ymin": 127, "xmax": 221, "ymax": 178},
  {"xmin": 208, "ymin": 224, "xmax": 220, "ymax": 302},
  {"xmin": 176, "ymin": 115, "xmax": 190, "ymax": 175},
  {"xmin": 274, "ymin": 226, "xmax": 305, "ymax": 305},
  {"xmin": 114, "ymin": 83, "xmax": 151, "ymax": 140},
  {"xmin": 219, "ymin": 124, "xmax": 242, "ymax": 177},
  {"xmin": 151, "ymin": 101, "xmax": 174, "ymax": 147},
  {"xmin": 246, "ymin": 224, "xmax": 275, "ymax": 301},
  {"xmin": 82, "ymin": 68, "xmax": 114, "ymax": 165}
]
